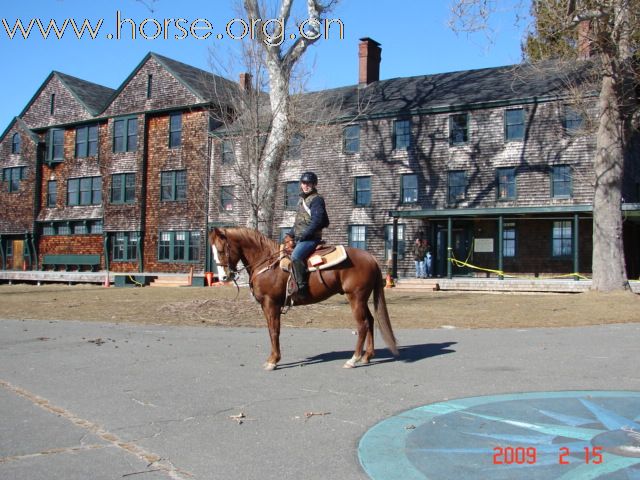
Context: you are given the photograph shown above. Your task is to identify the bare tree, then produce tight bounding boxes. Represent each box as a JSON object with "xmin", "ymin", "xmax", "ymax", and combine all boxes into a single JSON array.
[
  {"xmin": 205, "ymin": 7, "xmax": 355, "ymax": 235},
  {"xmin": 450, "ymin": 0, "xmax": 639, "ymax": 291},
  {"xmin": 208, "ymin": 0, "xmax": 339, "ymax": 235}
]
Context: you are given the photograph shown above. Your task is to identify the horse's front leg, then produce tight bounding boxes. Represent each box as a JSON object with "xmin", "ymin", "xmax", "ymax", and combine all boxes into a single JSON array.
[{"xmin": 261, "ymin": 299, "xmax": 282, "ymax": 371}]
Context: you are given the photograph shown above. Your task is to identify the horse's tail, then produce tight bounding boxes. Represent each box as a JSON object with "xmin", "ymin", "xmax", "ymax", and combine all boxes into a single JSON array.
[{"xmin": 373, "ymin": 264, "xmax": 399, "ymax": 356}]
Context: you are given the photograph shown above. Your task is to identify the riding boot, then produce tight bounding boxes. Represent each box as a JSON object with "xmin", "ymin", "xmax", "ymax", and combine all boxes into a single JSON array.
[{"xmin": 291, "ymin": 259, "xmax": 309, "ymax": 299}]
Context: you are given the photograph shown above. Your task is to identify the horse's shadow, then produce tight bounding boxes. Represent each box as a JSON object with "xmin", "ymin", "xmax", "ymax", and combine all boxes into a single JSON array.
[{"xmin": 276, "ymin": 342, "xmax": 457, "ymax": 369}]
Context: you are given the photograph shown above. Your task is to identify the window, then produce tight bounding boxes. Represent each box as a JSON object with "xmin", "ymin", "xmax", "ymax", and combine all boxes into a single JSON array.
[
  {"xmin": 505, "ymin": 108, "xmax": 524, "ymax": 141},
  {"xmin": 497, "ymin": 168, "xmax": 516, "ymax": 200},
  {"xmin": 354, "ymin": 176, "xmax": 371, "ymax": 206},
  {"xmin": 284, "ymin": 181, "xmax": 299, "ymax": 210},
  {"xmin": 47, "ymin": 128, "xmax": 64, "ymax": 163},
  {"xmin": 146, "ymin": 74, "xmax": 153, "ymax": 99},
  {"xmin": 385, "ymin": 224, "xmax": 405, "ymax": 260},
  {"xmin": 75, "ymin": 124, "xmax": 98, "ymax": 158},
  {"xmin": 47, "ymin": 180, "xmax": 57, "ymax": 207},
  {"xmin": 393, "ymin": 119, "xmax": 411, "ymax": 149},
  {"xmin": 3, "ymin": 166, "xmax": 25, "ymax": 193},
  {"xmin": 169, "ymin": 112, "xmax": 182, "ymax": 148},
  {"xmin": 551, "ymin": 165, "xmax": 572, "ymax": 198},
  {"xmin": 161, "ymin": 170, "xmax": 187, "ymax": 201},
  {"xmin": 220, "ymin": 185, "xmax": 234, "ymax": 211},
  {"xmin": 222, "ymin": 140, "xmax": 235, "ymax": 164},
  {"xmin": 67, "ymin": 176, "xmax": 101, "ymax": 206},
  {"xmin": 113, "ymin": 117, "xmax": 138, "ymax": 153},
  {"xmin": 343, "ymin": 125, "xmax": 360, "ymax": 153},
  {"xmin": 57, "ymin": 223, "xmax": 70, "ymax": 235},
  {"xmin": 90, "ymin": 221, "xmax": 103, "ymax": 234},
  {"xmin": 449, "ymin": 113, "xmax": 468, "ymax": 145},
  {"xmin": 552, "ymin": 220, "xmax": 572, "ymax": 257},
  {"xmin": 50, "ymin": 93, "xmax": 55, "ymax": 115},
  {"xmin": 448, "ymin": 170, "xmax": 466, "ymax": 203},
  {"xmin": 11, "ymin": 133, "xmax": 21, "ymax": 154},
  {"xmin": 401, "ymin": 174, "xmax": 418, "ymax": 204},
  {"xmin": 42, "ymin": 224, "xmax": 55, "ymax": 236},
  {"xmin": 288, "ymin": 134, "xmax": 303, "ymax": 159},
  {"xmin": 564, "ymin": 106, "xmax": 583, "ymax": 133},
  {"xmin": 348, "ymin": 225, "xmax": 367, "ymax": 250},
  {"xmin": 73, "ymin": 222, "xmax": 87, "ymax": 235},
  {"xmin": 111, "ymin": 173, "xmax": 136, "ymax": 204},
  {"xmin": 158, "ymin": 231, "xmax": 200, "ymax": 262},
  {"xmin": 112, "ymin": 232, "xmax": 138, "ymax": 261},
  {"xmin": 503, "ymin": 225, "xmax": 516, "ymax": 257}
]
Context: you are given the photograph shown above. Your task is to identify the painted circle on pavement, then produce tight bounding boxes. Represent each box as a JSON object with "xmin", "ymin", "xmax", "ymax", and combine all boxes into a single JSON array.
[{"xmin": 358, "ymin": 391, "xmax": 640, "ymax": 479}]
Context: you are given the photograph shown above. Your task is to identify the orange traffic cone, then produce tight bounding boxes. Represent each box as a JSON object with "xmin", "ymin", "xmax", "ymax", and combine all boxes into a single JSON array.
[{"xmin": 103, "ymin": 271, "xmax": 110, "ymax": 288}]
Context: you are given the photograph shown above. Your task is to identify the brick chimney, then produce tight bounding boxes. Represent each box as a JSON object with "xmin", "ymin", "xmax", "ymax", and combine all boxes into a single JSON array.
[
  {"xmin": 577, "ymin": 20, "xmax": 591, "ymax": 59},
  {"xmin": 358, "ymin": 37, "xmax": 381, "ymax": 86},
  {"xmin": 239, "ymin": 72, "xmax": 252, "ymax": 91}
]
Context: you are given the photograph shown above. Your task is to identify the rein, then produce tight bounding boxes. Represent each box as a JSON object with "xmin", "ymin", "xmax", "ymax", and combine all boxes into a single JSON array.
[{"xmin": 215, "ymin": 239, "xmax": 285, "ymax": 294}]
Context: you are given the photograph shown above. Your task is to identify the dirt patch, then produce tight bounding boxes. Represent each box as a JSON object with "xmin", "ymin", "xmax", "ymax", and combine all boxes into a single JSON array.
[{"xmin": 1, "ymin": 284, "xmax": 638, "ymax": 329}]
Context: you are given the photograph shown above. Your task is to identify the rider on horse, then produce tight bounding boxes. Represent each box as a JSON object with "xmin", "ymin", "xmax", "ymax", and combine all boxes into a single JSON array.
[{"xmin": 285, "ymin": 171, "xmax": 330, "ymax": 299}]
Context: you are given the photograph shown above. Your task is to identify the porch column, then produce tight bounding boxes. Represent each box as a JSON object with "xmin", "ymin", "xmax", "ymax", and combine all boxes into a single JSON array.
[
  {"xmin": 573, "ymin": 214, "xmax": 579, "ymax": 280},
  {"xmin": 136, "ymin": 231, "xmax": 143, "ymax": 273},
  {"xmin": 103, "ymin": 234, "xmax": 110, "ymax": 272},
  {"xmin": 392, "ymin": 217, "xmax": 398, "ymax": 279},
  {"xmin": 498, "ymin": 215, "xmax": 504, "ymax": 280},
  {"xmin": 447, "ymin": 217, "xmax": 452, "ymax": 279}
]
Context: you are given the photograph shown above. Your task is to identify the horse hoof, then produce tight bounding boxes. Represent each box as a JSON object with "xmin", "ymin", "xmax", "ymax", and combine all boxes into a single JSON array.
[{"xmin": 263, "ymin": 362, "xmax": 277, "ymax": 371}]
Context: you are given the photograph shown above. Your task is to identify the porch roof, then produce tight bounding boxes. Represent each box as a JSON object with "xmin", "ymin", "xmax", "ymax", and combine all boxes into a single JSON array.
[{"xmin": 388, "ymin": 203, "xmax": 640, "ymax": 219}]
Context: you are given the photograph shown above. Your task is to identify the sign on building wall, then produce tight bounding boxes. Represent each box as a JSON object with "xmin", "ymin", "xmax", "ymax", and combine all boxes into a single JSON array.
[{"xmin": 474, "ymin": 238, "xmax": 494, "ymax": 253}]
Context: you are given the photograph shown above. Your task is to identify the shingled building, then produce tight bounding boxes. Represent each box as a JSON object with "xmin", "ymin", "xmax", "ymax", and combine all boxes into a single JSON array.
[{"xmin": 1, "ymin": 39, "xmax": 639, "ymax": 282}]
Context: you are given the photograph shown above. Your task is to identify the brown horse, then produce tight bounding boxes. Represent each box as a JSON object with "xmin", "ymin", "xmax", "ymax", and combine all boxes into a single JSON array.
[{"xmin": 209, "ymin": 227, "xmax": 399, "ymax": 370}]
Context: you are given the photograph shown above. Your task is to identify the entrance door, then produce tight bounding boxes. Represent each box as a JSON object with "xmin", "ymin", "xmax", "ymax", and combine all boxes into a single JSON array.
[
  {"xmin": 435, "ymin": 226, "xmax": 472, "ymax": 277},
  {"xmin": 12, "ymin": 240, "xmax": 24, "ymax": 270}
]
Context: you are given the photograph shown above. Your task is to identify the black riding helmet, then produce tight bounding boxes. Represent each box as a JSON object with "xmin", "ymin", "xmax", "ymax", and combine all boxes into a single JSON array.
[{"xmin": 300, "ymin": 171, "xmax": 318, "ymax": 185}]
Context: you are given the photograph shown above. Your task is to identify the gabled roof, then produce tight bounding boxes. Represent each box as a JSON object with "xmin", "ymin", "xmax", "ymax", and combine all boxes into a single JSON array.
[
  {"xmin": 306, "ymin": 61, "xmax": 594, "ymax": 119},
  {"xmin": 17, "ymin": 71, "xmax": 115, "ymax": 121},
  {"xmin": 0, "ymin": 116, "xmax": 41, "ymax": 145},
  {"xmin": 150, "ymin": 53, "xmax": 240, "ymax": 103},
  {"xmin": 53, "ymin": 71, "xmax": 115, "ymax": 116},
  {"xmin": 100, "ymin": 52, "xmax": 241, "ymax": 114}
]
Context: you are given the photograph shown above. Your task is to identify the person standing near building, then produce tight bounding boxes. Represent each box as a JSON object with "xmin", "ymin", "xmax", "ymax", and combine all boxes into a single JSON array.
[
  {"xmin": 413, "ymin": 238, "xmax": 426, "ymax": 278},
  {"xmin": 424, "ymin": 240, "xmax": 433, "ymax": 277}
]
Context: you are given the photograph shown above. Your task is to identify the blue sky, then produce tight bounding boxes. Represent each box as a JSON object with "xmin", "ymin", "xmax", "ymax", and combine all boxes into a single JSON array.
[{"xmin": 0, "ymin": 0, "xmax": 529, "ymax": 132}]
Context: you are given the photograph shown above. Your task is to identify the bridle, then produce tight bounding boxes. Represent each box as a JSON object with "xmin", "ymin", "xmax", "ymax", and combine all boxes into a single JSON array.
[{"xmin": 212, "ymin": 236, "xmax": 285, "ymax": 289}]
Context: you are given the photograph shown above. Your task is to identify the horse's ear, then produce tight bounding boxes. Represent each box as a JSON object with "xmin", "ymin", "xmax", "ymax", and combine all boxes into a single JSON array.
[{"xmin": 212, "ymin": 227, "xmax": 226, "ymax": 240}]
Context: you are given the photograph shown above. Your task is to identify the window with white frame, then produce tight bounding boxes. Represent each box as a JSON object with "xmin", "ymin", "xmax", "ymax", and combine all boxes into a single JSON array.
[{"xmin": 348, "ymin": 225, "xmax": 367, "ymax": 250}]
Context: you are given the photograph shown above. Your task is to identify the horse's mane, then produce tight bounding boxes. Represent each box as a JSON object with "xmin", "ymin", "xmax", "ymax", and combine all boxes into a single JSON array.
[{"xmin": 227, "ymin": 227, "xmax": 280, "ymax": 253}]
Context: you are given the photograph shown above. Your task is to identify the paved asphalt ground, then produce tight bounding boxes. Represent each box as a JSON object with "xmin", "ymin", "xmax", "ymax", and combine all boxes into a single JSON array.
[{"xmin": 1, "ymin": 319, "xmax": 639, "ymax": 480}]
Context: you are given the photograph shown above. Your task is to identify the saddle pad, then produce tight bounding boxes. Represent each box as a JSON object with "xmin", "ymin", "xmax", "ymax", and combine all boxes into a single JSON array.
[{"xmin": 280, "ymin": 245, "xmax": 347, "ymax": 272}]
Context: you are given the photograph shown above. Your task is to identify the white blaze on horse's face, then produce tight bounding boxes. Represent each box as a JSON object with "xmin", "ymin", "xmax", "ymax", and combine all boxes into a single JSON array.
[{"xmin": 211, "ymin": 243, "xmax": 228, "ymax": 282}]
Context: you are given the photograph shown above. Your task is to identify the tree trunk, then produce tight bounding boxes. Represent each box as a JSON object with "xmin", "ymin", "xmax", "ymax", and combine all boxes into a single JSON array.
[
  {"xmin": 591, "ymin": 72, "xmax": 630, "ymax": 291},
  {"xmin": 247, "ymin": 64, "xmax": 290, "ymax": 236}
]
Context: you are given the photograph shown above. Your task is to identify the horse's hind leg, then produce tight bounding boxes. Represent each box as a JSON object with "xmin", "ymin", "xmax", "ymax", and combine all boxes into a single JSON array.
[{"xmin": 343, "ymin": 293, "xmax": 368, "ymax": 368}]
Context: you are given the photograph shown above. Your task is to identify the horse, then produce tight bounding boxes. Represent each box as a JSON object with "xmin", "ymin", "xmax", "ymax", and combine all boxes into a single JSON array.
[{"xmin": 209, "ymin": 227, "xmax": 399, "ymax": 370}]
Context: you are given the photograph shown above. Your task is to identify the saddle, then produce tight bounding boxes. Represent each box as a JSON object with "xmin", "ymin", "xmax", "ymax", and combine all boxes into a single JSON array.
[{"xmin": 280, "ymin": 244, "xmax": 347, "ymax": 272}]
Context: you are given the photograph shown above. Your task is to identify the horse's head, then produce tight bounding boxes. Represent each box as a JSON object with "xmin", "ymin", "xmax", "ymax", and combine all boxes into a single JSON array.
[{"xmin": 210, "ymin": 227, "xmax": 240, "ymax": 282}]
